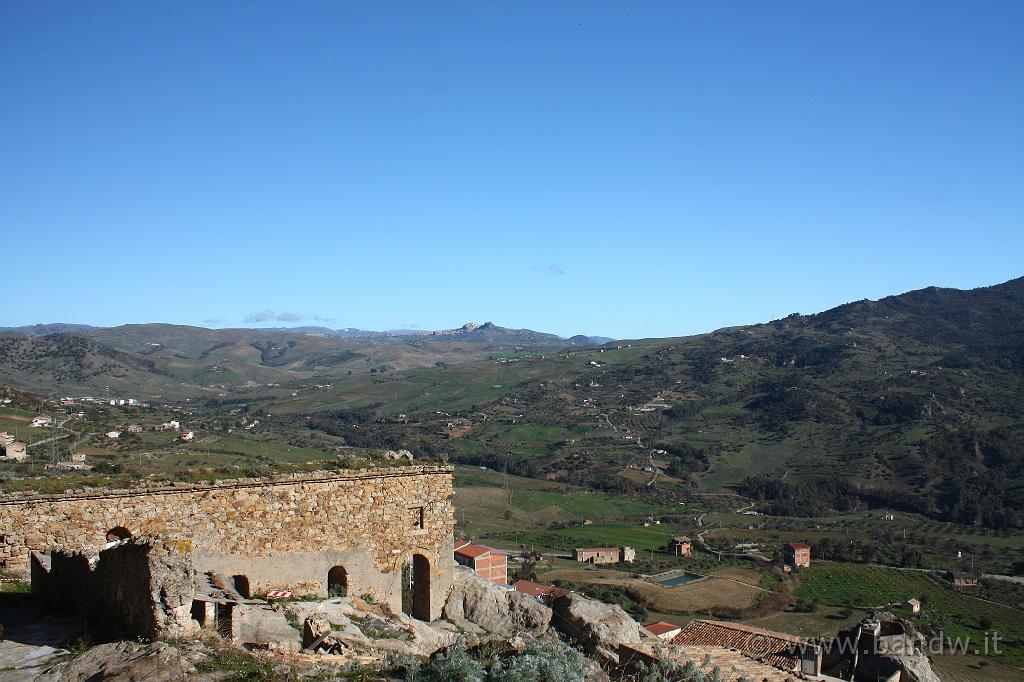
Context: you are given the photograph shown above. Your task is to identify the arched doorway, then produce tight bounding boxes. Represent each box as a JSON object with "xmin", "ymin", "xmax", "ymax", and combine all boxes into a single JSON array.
[
  {"xmin": 408, "ymin": 554, "xmax": 431, "ymax": 621},
  {"xmin": 104, "ymin": 526, "xmax": 132, "ymax": 548},
  {"xmin": 232, "ymin": 574, "xmax": 251, "ymax": 599},
  {"xmin": 327, "ymin": 565, "xmax": 349, "ymax": 598}
]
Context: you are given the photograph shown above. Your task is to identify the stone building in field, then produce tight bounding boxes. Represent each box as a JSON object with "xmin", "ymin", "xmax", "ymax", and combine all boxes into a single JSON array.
[
  {"xmin": 667, "ymin": 535, "xmax": 692, "ymax": 557},
  {"xmin": 572, "ymin": 546, "xmax": 635, "ymax": 564},
  {"xmin": 0, "ymin": 464, "xmax": 455, "ymax": 621},
  {"xmin": 948, "ymin": 569, "xmax": 979, "ymax": 589}
]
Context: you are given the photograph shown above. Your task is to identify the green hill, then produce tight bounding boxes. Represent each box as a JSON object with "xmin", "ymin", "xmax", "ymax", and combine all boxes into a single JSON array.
[
  {"xmin": 293, "ymin": 277, "xmax": 1024, "ymax": 529},
  {"xmin": 3, "ymin": 277, "xmax": 1023, "ymax": 529}
]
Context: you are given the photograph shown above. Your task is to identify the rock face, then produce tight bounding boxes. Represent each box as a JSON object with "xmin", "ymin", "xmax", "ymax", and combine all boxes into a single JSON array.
[
  {"xmin": 443, "ymin": 568, "xmax": 551, "ymax": 637},
  {"xmin": 549, "ymin": 591, "xmax": 641, "ymax": 662},
  {"xmin": 872, "ymin": 612, "xmax": 942, "ymax": 682},
  {"xmin": 40, "ymin": 641, "xmax": 196, "ymax": 681}
]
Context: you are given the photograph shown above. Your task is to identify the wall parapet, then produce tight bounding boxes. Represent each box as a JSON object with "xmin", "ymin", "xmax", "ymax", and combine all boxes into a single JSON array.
[
  {"xmin": 0, "ymin": 464, "xmax": 453, "ymax": 506},
  {"xmin": 1, "ymin": 463, "xmax": 455, "ymax": 620}
]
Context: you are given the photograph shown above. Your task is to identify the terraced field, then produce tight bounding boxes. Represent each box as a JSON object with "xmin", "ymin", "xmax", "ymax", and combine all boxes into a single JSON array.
[{"xmin": 796, "ymin": 562, "xmax": 1024, "ymax": 667}]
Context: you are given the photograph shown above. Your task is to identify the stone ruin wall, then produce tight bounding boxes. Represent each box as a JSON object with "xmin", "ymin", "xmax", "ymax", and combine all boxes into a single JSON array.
[
  {"xmin": 32, "ymin": 538, "xmax": 197, "ymax": 640},
  {"xmin": 1, "ymin": 465, "xmax": 455, "ymax": 620}
]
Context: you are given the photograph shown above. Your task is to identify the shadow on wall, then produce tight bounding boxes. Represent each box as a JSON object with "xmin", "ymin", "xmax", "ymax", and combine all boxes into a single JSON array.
[{"xmin": 30, "ymin": 537, "xmax": 197, "ymax": 641}]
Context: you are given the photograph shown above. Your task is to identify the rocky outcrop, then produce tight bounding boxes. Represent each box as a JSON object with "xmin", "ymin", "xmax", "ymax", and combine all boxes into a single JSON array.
[
  {"xmin": 39, "ymin": 641, "xmax": 196, "ymax": 681},
  {"xmin": 549, "ymin": 591, "xmax": 641, "ymax": 663},
  {"xmin": 381, "ymin": 449, "xmax": 414, "ymax": 461},
  {"xmin": 443, "ymin": 568, "xmax": 551, "ymax": 637},
  {"xmin": 871, "ymin": 612, "xmax": 941, "ymax": 682}
]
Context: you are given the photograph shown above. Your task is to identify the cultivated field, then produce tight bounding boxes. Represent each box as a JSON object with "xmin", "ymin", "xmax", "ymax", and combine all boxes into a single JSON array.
[
  {"xmin": 538, "ymin": 566, "xmax": 764, "ymax": 614},
  {"xmin": 796, "ymin": 562, "xmax": 1024, "ymax": 668}
]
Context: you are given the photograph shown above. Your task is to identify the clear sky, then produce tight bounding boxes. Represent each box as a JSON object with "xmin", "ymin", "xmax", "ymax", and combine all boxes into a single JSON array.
[{"xmin": 2, "ymin": 2, "xmax": 1022, "ymax": 339}]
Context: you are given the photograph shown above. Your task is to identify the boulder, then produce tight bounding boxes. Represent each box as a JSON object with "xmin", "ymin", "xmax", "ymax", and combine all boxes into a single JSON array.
[
  {"xmin": 443, "ymin": 568, "xmax": 551, "ymax": 637},
  {"xmin": 549, "ymin": 591, "xmax": 641, "ymax": 662}
]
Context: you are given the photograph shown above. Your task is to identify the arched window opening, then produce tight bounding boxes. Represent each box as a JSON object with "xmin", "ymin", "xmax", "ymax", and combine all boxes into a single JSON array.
[
  {"xmin": 232, "ymin": 574, "xmax": 251, "ymax": 599},
  {"xmin": 104, "ymin": 526, "xmax": 132, "ymax": 548},
  {"xmin": 327, "ymin": 565, "xmax": 349, "ymax": 598}
]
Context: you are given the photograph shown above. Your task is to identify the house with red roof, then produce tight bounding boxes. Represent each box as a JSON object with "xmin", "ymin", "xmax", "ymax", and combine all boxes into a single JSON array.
[
  {"xmin": 783, "ymin": 542, "xmax": 811, "ymax": 568},
  {"xmin": 644, "ymin": 621, "xmax": 682, "ymax": 640},
  {"xmin": 454, "ymin": 540, "xmax": 507, "ymax": 585}
]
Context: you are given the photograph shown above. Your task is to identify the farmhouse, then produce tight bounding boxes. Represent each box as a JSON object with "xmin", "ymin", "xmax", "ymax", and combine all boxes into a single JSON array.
[
  {"xmin": 949, "ymin": 569, "xmax": 980, "ymax": 588},
  {"xmin": 783, "ymin": 542, "xmax": 811, "ymax": 568},
  {"xmin": 453, "ymin": 540, "xmax": 507, "ymax": 585},
  {"xmin": 573, "ymin": 546, "xmax": 635, "ymax": 564},
  {"xmin": 0, "ymin": 464, "xmax": 455, "ymax": 621},
  {"xmin": 667, "ymin": 535, "xmax": 692, "ymax": 557}
]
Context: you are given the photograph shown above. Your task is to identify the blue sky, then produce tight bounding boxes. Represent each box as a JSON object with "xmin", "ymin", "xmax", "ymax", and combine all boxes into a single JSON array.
[{"xmin": 2, "ymin": 2, "xmax": 1022, "ymax": 339}]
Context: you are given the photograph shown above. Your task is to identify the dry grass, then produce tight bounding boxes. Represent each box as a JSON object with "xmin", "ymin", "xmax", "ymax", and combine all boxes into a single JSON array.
[
  {"xmin": 539, "ymin": 567, "xmax": 763, "ymax": 613},
  {"xmin": 743, "ymin": 605, "xmax": 868, "ymax": 639},
  {"xmin": 930, "ymin": 654, "xmax": 1024, "ymax": 682}
]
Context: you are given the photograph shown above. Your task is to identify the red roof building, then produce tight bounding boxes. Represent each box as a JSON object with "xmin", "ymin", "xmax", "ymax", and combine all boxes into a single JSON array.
[
  {"xmin": 644, "ymin": 621, "xmax": 683, "ymax": 640},
  {"xmin": 513, "ymin": 579, "xmax": 555, "ymax": 600},
  {"xmin": 783, "ymin": 542, "xmax": 811, "ymax": 568},
  {"xmin": 454, "ymin": 542, "xmax": 507, "ymax": 585}
]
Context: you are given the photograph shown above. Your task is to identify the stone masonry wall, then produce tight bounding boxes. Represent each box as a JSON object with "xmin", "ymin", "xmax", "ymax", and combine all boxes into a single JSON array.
[
  {"xmin": 1, "ymin": 465, "xmax": 455, "ymax": 620},
  {"xmin": 33, "ymin": 538, "xmax": 197, "ymax": 640}
]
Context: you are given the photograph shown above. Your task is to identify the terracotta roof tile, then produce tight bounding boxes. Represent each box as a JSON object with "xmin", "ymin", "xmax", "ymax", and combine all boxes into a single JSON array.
[
  {"xmin": 513, "ymin": 580, "xmax": 555, "ymax": 598},
  {"xmin": 454, "ymin": 544, "xmax": 491, "ymax": 559},
  {"xmin": 671, "ymin": 619, "xmax": 806, "ymax": 671}
]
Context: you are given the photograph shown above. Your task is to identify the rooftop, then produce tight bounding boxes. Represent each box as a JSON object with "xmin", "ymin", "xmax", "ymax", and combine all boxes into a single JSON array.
[
  {"xmin": 454, "ymin": 544, "xmax": 492, "ymax": 559},
  {"xmin": 644, "ymin": 621, "xmax": 682, "ymax": 637},
  {"xmin": 513, "ymin": 579, "xmax": 556, "ymax": 598},
  {"xmin": 621, "ymin": 642, "xmax": 801, "ymax": 682},
  {"xmin": 671, "ymin": 619, "xmax": 808, "ymax": 672}
]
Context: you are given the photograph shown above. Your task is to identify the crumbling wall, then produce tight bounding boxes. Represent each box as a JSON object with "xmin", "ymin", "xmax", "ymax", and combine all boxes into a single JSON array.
[
  {"xmin": 2, "ymin": 465, "xmax": 455, "ymax": 620},
  {"xmin": 31, "ymin": 537, "xmax": 196, "ymax": 640}
]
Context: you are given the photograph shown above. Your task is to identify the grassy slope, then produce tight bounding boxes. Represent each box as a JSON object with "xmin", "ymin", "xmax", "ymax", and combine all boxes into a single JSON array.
[{"xmin": 795, "ymin": 562, "xmax": 1024, "ymax": 667}]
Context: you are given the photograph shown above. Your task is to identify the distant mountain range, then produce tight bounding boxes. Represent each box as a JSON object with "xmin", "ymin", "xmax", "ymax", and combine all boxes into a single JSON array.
[
  {"xmin": 0, "ymin": 320, "xmax": 613, "ymax": 398},
  {"xmin": 0, "ymin": 321, "xmax": 612, "ymax": 346}
]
